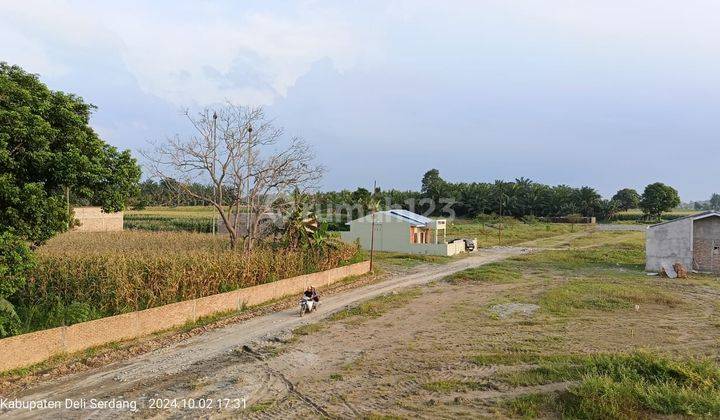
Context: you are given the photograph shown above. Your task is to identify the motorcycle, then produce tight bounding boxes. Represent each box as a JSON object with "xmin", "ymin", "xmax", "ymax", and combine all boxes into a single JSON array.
[{"xmin": 299, "ymin": 295, "xmax": 317, "ymax": 317}]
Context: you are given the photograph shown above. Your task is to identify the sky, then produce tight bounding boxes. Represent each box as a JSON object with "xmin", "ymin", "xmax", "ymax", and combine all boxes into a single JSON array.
[{"xmin": 2, "ymin": 0, "xmax": 719, "ymax": 201}]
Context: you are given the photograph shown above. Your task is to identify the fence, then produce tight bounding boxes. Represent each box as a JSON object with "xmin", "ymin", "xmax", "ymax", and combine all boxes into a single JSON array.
[{"xmin": 0, "ymin": 261, "xmax": 370, "ymax": 372}]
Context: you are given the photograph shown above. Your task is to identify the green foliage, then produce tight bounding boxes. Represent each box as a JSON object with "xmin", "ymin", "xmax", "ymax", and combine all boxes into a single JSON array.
[
  {"xmin": 0, "ymin": 232, "xmax": 35, "ymax": 337},
  {"xmin": 612, "ymin": 188, "xmax": 641, "ymax": 211},
  {"xmin": 315, "ymin": 171, "xmax": 616, "ymax": 220},
  {"xmin": 0, "ymin": 62, "xmax": 140, "ymax": 243},
  {"xmin": 640, "ymin": 182, "xmax": 681, "ymax": 220}
]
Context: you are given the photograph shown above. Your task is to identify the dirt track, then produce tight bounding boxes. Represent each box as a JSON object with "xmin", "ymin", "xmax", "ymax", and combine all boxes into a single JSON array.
[{"xmin": 1, "ymin": 247, "xmax": 529, "ymax": 419}]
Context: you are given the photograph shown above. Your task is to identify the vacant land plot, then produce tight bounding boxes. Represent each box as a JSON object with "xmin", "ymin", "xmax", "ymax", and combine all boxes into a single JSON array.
[
  {"xmin": 7, "ymin": 229, "xmax": 718, "ymax": 419},
  {"xmin": 447, "ymin": 219, "xmax": 590, "ymax": 248},
  {"xmin": 212, "ymin": 231, "xmax": 720, "ymax": 418}
]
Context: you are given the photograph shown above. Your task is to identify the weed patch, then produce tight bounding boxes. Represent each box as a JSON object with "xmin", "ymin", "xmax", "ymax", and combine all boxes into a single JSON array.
[
  {"xmin": 329, "ymin": 289, "xmax": 422, "ymax": 321},
  {"xmin": 540, "ymin": 280, "xmax": 681, "ymax": 315},
  {"xmin": 446, "ymin": 263, "xmax": 522, "ymax": 284},
  {"xmin": 500, "ymin": 353, "xmax": 720, "ymax": 418},
  {"xmin": 422, "ymin": 380, "xmax": 494, "ymax": 393},
  {"xmin": 292, "ymin": 323, "xmax": 325, "ymax": 337}
]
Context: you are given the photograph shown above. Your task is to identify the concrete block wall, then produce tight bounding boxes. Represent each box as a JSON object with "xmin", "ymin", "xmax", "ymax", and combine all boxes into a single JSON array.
[
  {"xmin": 0, "ymin": 261, "xmax": 370, "ymax": 372},
  {"xmin": 73, "ymin": 207, "xmax": 123, "ymax": 232},
  {"xmin": 645, "ymin": 218, "xmax": 694, "ymax": 272}
]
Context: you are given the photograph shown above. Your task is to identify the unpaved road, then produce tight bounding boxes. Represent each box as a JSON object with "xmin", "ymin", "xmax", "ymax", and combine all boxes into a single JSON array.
[{"xmin": 1, "ymin": 247, "xmax": 529, "ymax": 419}]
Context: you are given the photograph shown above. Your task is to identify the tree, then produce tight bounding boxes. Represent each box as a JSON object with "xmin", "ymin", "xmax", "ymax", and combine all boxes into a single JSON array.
[
  {"xmin": 597, "ymin": 199, "xmax": 620, "ymax": 221},
  {"xmin": 612, "ymin": 188, "xmax": 640, "ymax": 212},
  {"xmin": 710, "ymin": 193, "xmax": 720, "ymax": 210},
  {"xmin": 0, "ymin": 233, "xmax": 34, "ymax": 337},
  {"xmin": 1, "ymin": 63, "xmax": 140, "ymax": 336},
  {"xmin": 421, "ymin": 169, "xmax": 446, "ymax": 214},
  {"xmin": 639, "ymin": 183, "xmax": 680, "ymax": 220},
  {"xmin": 0, "ymin": 62, "xmax": 141, "ymax": 243},
  {"xmin": 575, "ymin": 186, "xmax": 602, "ymax": 217},
  {"xmin": 146, "ymin": 105, "xmax": 322, "ymax": 250}
]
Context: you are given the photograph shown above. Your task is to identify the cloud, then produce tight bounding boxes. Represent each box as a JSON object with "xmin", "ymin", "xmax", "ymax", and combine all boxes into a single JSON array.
[{"xmin": 0, "ymin": 1, "xmax": 374, "ymax": 106}]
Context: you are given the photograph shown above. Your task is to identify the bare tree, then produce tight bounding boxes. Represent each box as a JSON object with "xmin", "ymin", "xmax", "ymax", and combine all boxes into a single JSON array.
[{"xmin": 144, "ymin": 104, "xmax": 323, "ymax": 250}]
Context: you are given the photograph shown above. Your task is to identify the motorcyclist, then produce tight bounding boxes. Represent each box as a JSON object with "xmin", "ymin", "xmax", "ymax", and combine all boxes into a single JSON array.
[{"xmin": 303, "ymin": 286, "xmax": 319, "ymax": 303}]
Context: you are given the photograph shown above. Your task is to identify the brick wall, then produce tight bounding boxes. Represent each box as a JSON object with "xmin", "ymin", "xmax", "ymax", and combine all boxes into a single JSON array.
[{"xmin": 0, "ymin": 261, "xmax": 370, "ymax": 372}]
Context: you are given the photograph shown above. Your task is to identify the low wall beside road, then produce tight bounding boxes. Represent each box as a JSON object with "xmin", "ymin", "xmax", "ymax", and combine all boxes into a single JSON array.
[{"xmin": 0, "ymin": 261, "xmax": 371, "ymax": 372}]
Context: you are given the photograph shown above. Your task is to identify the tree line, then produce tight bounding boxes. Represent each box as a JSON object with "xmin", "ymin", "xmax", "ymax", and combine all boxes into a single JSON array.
[{"xmin": 312, "ymin": 170, "xmax": 682, "ymax": 222}]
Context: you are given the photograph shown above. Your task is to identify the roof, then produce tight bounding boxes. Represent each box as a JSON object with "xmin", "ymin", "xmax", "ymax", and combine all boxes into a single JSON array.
[
  {"xmin": 648, "ymin": 211, "xmax": 720, "ymax": 228},
  {"xmin": 347, "ymin": 209, "xmax": 436, "ymax": 227}
]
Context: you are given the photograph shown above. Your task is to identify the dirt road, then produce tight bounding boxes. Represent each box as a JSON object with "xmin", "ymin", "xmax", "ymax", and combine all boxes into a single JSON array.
[{"xmin": 1, "ymin": 247, "xmax": 529, "ymax": 419}]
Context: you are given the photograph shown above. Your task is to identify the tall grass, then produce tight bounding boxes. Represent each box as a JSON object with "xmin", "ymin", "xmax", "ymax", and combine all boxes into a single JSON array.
[{"xmin": 11, "ymin": 231, "xmax": 361, "ymax": 334}]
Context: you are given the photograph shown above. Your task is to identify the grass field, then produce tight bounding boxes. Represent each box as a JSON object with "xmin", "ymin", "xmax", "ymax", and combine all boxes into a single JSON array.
[
  {"xmin": 447, "ymin": 218, "xmax": 591, "ymax": 248},
  {"xmin": 125, "ymin": 206, "xmax": 217, "ymax": 232},
  {"xmin": 125, "ymin": 206, "xmax": 217, "ymax": 218},
  {"xmin": 262, "ymin": 230, "xmax": 720, "ymax": 418}
]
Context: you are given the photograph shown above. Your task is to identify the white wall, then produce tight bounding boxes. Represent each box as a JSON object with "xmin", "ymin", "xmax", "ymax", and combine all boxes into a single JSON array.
[
  {"xmin": 645, "ymin": 218, "xmax": 694, "ymax": 272},
  {"xmin": 340, "ymin": 218, "xmax": 465, "ymax": 256}
]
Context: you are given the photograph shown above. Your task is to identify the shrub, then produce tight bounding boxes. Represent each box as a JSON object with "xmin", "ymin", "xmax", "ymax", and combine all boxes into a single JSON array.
[{"xmin": 0, "ymin": 232, "xmax": 35, "ymax": 337}]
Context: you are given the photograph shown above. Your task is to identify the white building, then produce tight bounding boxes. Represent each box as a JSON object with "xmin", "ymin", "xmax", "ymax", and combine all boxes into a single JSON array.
[{"xmin": 340, "ymin": 209, "xmax": 471, "ymax": 256}]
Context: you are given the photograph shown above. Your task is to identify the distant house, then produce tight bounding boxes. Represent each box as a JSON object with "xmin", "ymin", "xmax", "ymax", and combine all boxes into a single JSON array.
[
  {"xmin": 72, "ymin": 207, "xmax": 123, "ymax": 232},
  {"xmin": 340, "ymin": 209, "xmax": 470, "ymax": 256},
  {"xmin": 646, "ymin": 211, "xmax": 720, "ymax": 274}
]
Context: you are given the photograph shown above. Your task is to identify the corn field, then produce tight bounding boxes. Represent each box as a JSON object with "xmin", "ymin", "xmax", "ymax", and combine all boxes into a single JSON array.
[{"xmin": 11, "ymin": 231, "xmax": 361, "ymax": 334}]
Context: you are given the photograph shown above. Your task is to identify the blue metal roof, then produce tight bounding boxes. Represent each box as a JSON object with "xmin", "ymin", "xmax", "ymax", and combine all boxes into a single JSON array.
[{"xmin": 388, "ymin": 209, "xmax": 433, "ymax": 226}]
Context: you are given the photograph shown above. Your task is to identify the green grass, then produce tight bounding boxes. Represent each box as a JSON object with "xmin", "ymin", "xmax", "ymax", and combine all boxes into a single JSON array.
[
  {"xmin": 447, "ymin": 219, "xmax": 590, "ymax": 248},
  {"xmin": 330, "ymin": 373, "xmax": 344, "ymax": 381},
  {"xmin": 374, "ymin": 252, "xmax": 452, "ymax": 267},
  {"xmin": 540, "ymin": 280, "xmax": 682, "ymax": 315},
  {"xmin": 248, "ymin": 400, "xmax": 274, "ymax": 412},
  {"xmin": 500, "ymin": 353, "xmax": 720, "ymax": 418},
  {"xmin": 505, "ymin": 393, "xmax": 558, "ymax": 418},
  {"xmin": 470, "ymin": 353, "xmax": 581, "ymax": 367},
  {"xmin": 292, "ymin": 323, "xmax": 326, "ymax": 336},
  {"xmin": 126, "ymin": 206, "xmax": 217, "ymax": 218},
  {"xmin": 446, "ymin": 262, "xmax": 523, "ymax": 284},
  {"xmin": 329, "ymin": 288, "xmax": 422, "ymax": 321},
  {"xmin": 422, "ymin": 380, "xmax": 493, "ymax": 392},
  {"xmin": 124, "ymin": 214, "xmax": 215, "ymax": 233}
]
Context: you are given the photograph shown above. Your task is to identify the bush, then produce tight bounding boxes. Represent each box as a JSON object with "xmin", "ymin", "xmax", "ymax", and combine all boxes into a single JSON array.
[{"xmin": 0, "ymin": 232, "xmax": 36, "ymax": 337}]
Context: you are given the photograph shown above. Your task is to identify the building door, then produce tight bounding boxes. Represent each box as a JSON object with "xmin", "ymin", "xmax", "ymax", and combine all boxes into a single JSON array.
[{"xmin": 713, "ymin": 239, "xmax": 720, "ymax": 274}]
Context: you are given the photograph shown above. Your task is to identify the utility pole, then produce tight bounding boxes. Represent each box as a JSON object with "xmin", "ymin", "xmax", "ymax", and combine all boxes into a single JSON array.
[
  {"xmin": 212, "ymin": 111, "xmax": 218, "ymax": 235},
  {"xmin": 369, "ymin": 180, "xmax": 377, "ymax": 272},
  {"xmin": 498, "ymin": 183, "xmax": 503, "ymax": 246},
  {"xmin": 245, "ymin": 123, "xmax": 253, "ymax": 241}
]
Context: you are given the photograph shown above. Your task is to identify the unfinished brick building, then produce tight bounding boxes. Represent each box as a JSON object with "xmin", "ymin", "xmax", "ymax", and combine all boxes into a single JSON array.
[{"xmin": 646, "ymin": 211, "xmax": 720, "ymax": 274}]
